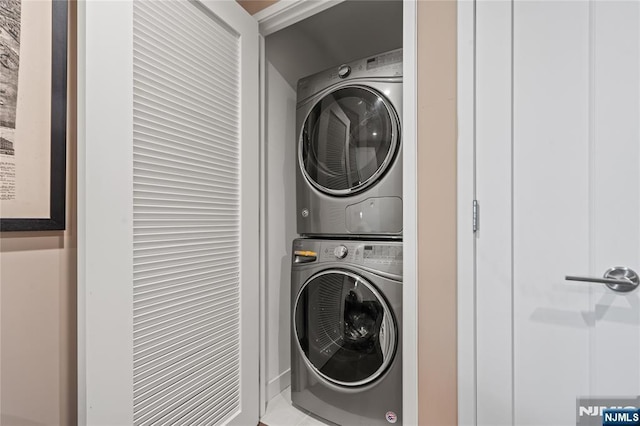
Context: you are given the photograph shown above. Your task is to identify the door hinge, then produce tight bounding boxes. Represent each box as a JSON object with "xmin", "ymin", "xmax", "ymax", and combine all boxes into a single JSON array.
[{"xmin": 473, "ymin": 200, "xmax": 479, "ymax": 233}]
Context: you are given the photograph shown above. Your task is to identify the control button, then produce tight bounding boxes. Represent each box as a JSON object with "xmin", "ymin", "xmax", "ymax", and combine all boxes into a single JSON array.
[
  {"xmin": 334, "ymin": 245, "xmax": 348, "ymax": 259},
  {"xmin": 338, "ymin": 65, "xmax": 351, "ymax": 79},
  {"xmin": 301, "ymin": 208, "xmax": 309, "ymax": 218}
]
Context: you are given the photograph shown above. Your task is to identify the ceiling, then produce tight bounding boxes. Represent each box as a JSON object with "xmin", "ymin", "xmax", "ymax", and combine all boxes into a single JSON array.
[{"xmin": 265, "ymin": 0, "xmax": 403, "ymax": 87}]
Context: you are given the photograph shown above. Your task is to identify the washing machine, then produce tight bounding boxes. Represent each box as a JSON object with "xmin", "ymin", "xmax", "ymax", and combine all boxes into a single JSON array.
[
  {"xmin": 296, "ymin": 49, "xmax": 403, "ymax": 238},
  {"xmin": 291, "ymin": 238, "xmax": 402, "ymax": 425}
]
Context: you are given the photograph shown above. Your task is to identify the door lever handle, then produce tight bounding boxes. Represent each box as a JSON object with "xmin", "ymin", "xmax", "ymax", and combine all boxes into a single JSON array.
[{"xmin": 565, "ymin": 266, "xmax": 639, "ymax": 293}]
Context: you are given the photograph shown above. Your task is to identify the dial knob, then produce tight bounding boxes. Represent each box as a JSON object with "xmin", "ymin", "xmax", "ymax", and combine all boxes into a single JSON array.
[
  {"xmin": 334, "ymin": 245, "xmax": 348, "ymax": 259},
  {"xmin": 338, "ymin": 65, "xmax": 351, "ymax": 79}
]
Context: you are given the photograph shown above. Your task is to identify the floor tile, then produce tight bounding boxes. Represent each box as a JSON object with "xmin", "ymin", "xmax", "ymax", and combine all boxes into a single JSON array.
[
  {"xmin": 260, "ymin": 387, "xmax": 307, "ymax": 426},
  {"xmin": 296, "ymin": 414, "xmax": 333, "ymax": 426}
]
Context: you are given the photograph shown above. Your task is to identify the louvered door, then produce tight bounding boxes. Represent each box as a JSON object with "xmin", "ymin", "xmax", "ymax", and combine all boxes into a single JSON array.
[{"xmin": 79, "ymin": 1, "xmax": 259, "ymax": 425}]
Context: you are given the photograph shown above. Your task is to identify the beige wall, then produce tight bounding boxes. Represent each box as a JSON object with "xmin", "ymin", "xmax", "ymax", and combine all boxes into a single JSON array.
[
  {"xmin": 417, "ymin": 1, "xmax": 458, "ymax": 425},
  {"xmin": 237, "ymin": 0, "xmax": 279, "ymax": 15},
  {"xmin": 0, "ymin": 2, "xmax": 77, "ymax": 425}
]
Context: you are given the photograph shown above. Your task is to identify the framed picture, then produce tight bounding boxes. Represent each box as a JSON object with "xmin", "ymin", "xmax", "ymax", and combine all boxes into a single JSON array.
[{"xmin": 0, "ymin": 0, "xmax": 67, "ymax": 231}]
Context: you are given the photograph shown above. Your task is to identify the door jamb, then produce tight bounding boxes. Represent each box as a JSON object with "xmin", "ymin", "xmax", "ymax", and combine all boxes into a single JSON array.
[
  {"xmin": 457, "ymin": 0, "xmax": 477, "ymax": 425},
  {"xmin": 257, "ymin": 32, "xmax": 268, "ymax": 417},
  {"xmin": 253, "ymin": 1, "xmax": 419, "ymax": 424},
  {"xmin": 401, "ymin": 1, "xmax": 418, "ymax": 425}
]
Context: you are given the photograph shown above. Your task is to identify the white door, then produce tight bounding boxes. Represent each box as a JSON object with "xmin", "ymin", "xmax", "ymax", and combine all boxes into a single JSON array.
[
  {"xmin": 472, "ymin": 1, "xmax": 640, "ymax": 425},
  {"xmin": 78, "ymin": 0, "xmax": 259, "ymax": 424}
]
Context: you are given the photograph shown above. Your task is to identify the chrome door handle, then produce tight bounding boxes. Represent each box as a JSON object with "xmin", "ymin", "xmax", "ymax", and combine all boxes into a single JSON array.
[{"xmin": 566, "ymin": 266, "xmax": 639, "ymax": 293}]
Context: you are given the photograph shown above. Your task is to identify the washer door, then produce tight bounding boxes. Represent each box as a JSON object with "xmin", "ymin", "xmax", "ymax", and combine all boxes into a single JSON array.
[
  {"xmin": 300, "ymin": 86, "xmax": 400, "ymax": 196},
  {"xmin": 294, "ymin": 270, "xmax": 397, "ymax": 387}
]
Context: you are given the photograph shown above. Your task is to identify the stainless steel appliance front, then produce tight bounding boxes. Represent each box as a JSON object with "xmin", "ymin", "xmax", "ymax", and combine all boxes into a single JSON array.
[
  {"xmin": 296, "ymin": 49, "xmax": 403, "ymax": 238},
  {"xmin": 291, "ymin": 238, "xmax": 403, "ymax": 426}
]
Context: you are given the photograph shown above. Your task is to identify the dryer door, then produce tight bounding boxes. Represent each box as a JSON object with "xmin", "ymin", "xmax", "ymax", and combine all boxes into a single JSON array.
[
  {"xmin": 300, "ymin": 86, "xmax": 400, "ymax": 196},
  {"xmin": 294, "ymin": 270, "xmax": 397, "ymax": 387}
]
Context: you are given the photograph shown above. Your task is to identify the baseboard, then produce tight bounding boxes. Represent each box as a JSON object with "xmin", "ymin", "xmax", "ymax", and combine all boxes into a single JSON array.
[{"xmin": 267, "ymin": 369, "xmax": 291, "ymax": 402}]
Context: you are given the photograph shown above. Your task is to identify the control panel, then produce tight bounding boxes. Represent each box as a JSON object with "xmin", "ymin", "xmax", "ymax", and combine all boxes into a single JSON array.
[
  {"xmin": 296, "ymin": 48, "xmax": 402, "ymax": 103},
  {"xmin": 292, "ymin": 239, "xmax": 403, "ymax": 275}
]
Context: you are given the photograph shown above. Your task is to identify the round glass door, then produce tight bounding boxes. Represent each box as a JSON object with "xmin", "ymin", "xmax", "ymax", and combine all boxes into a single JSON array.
[
  {"xmin": 294, "ymin": 270, "xmax": 397, "ymax": 387},
  {"xmin": 299, "ymin": 86, "xmax": 400, "ymax": 195}
]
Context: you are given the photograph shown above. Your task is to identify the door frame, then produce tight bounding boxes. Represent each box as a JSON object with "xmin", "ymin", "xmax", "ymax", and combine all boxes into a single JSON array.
[
  {"xmin": 457, "ymin": 0, "xmax": 476, "ymax": 424},
  {"xmin": 77, "ymin": 1, "xmax": 135, "ymax": 422},
  {"xmin": 457, "ymin": 1, "xmax": 541, "ymax": 424},
  {"xmin": 253, "ymin": 1, "xmax": 419, "ymax": 424}
]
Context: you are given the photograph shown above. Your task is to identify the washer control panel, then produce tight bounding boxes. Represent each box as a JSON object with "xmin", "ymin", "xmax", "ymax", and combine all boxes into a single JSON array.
[
  {"xmin": 362, "ymin": 244, "xmax": 403, "ymax": 264},
  {"xmin": 291, "ymin": 240, "xmax": 403, "ymax": 276},
  {"xmin": 293, "ymin": 239, "xmax": 402, "ymax": 266}
]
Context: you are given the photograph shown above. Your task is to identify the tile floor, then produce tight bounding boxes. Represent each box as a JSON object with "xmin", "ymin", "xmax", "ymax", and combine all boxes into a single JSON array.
[{"xmin": 260, "ymin": 387, "xmax": 331, "ymax": 426}]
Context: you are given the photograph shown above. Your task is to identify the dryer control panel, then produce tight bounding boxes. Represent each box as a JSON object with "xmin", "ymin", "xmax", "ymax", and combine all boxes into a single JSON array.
[
  {"xmin": 292, "ymin": 239, "xmax": 403, "ymax": 276},
  {"xmin": 296, "ymin": 48, "xmax": 403, "ymax": 103}
]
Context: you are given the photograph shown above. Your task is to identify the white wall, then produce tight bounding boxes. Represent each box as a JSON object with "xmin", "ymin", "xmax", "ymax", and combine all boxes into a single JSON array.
[{"xmin": 264, "ymin": 61, "xmax": 297, "ymax": 400}]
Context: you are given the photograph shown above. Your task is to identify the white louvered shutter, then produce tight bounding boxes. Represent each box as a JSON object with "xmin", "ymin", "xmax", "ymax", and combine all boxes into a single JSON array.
[{"xmin": 79, "ymin": 1, "xmax": 259, "ymax": 425}]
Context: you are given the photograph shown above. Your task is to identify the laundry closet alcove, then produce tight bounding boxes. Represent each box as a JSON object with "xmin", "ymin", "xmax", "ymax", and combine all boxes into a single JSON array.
[
  {"xmin": 77, "ymin": 0, "xmax": 427, "ymax": 424},
  {"xmin": 258, "ymin": 0, "xmax": 404, "ymax": 419}
]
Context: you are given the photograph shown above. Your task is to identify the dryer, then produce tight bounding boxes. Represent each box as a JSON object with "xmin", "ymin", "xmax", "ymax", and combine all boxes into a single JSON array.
[
  {"xmin": 296, "ymin": 49, "xmax": 403, "ymax": 238},
  {"xmin": 291, "ymin": 238, "xmax": 402, "ymax": 425}
]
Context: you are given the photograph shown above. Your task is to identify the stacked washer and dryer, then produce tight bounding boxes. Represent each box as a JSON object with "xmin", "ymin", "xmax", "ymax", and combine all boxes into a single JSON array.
[{"xmin": 290, "ymin": 49, "xmax": 404, "ymax": 426}]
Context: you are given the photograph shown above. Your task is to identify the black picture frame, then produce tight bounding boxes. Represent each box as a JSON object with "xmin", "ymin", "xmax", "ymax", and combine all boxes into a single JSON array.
[{"xmin": 0, "ymin": 0, "xmax": 68, "ymax": 232}]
